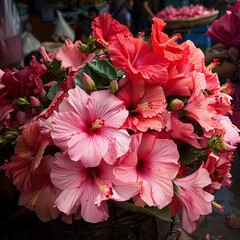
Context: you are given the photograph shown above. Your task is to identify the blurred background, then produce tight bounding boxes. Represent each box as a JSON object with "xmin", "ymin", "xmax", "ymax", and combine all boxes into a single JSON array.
[{"xmin": 1, "ymin": 1, "xmax": 240, "ymax": 239}]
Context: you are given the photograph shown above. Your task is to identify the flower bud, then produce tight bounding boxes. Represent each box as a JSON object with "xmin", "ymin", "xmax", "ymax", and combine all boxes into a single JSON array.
[
  {"xmin": 169, "ymin": 98, "xmax": 184, "ymax": 111},
  {"xmin": 80, "ymin": 44, "xmax": 88, "ymax": 52},
  {"xmin": 39, "ymin": 46, "xmax": 50, "ymax": 62},
  {"xmin": 82, "ymin": 72, "xmax": 96, "ymax": 92},
  {"xmin": 16, "ymin": 97, "xmax": 30, "ymax": 107},
  {"xmin": 108, "ymin": 80, "xmax": 119, "ymax": 94},
  {"xmin": 30, "ymin": 96, "xmax": 41, "ymax": 108}
]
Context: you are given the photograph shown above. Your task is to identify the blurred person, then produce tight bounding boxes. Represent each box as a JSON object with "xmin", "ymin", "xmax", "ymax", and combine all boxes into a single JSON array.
[
  {"xmin": 111, "ymin": 0, "xmax": 133, "ymax": 29},
  {"xmin": 205, "ymin": 2, "xmax": 240, "ymax": 228},
  {"xmin": 75, "ymin": 6, "xmax": 99, "ymax": 43},
  {"xmin": 0, "ymin": 0, "xmax": 22, "ymax": 69},
  {"xmin": 205, "ymin": 1, "xmax": 240, "ymax": 128},
  {"xmin": 148, "ymin": 0, "xmax": 164, "ymax": 14},
  {"xmin": 131, "ymin": 0, "xmax": 155, "ymax": 36},
  {"xmin": 205, "ymin": 43, "xmax": 239, "ymax": 80},
  {"xmin": 202, "ymin": 0, "xmax": 237, "ymax": 17}
]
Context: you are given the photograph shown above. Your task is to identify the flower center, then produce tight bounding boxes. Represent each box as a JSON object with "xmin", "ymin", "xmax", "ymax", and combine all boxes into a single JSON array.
[
  {"xmin": 88, "ymin": 117, "xmax": 104, "ymax": 134},
  {"xmin": 88, "ymin": 167, "xmax": 113, "ymax": 199},
  {"xmin": 136, "ymin": 101, "xmax": 152, "ymax": 113},
  {"xmin": 16, "ymin": 150, "xmax": 34, "ymax": 160},
  {"xmin": 95, "ymin": 179, "xmax": 113, "ymax": 198},
  {"xmin": 136, "ymin": 159, "xmax": 145, "ymax": 172}
]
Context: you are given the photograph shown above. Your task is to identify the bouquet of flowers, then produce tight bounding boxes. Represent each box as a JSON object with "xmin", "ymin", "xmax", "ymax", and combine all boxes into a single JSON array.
[{"xmin": 1, "ymin": 13, "xmax": 239, "ymax": 234}]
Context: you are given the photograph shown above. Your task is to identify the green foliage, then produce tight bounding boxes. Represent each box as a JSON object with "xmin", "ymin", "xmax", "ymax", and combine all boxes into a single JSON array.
[
  {"xmin": 112, "ymin": 201, "xmax": 172, "ymax": 222},
  {"xmin": 75, "ymin": 60, "xmax": 124, "ymax": 88},
  {"xmin": 47, "ymin": 81, "xmax": 63, "ymax": 100},
  {"xmin": 208, "ymin": 135, "xmax": 225, "ymax": 155},
  {"xmin": 179, "ymin": 144, "xmax": 207, "ymax": 165}
]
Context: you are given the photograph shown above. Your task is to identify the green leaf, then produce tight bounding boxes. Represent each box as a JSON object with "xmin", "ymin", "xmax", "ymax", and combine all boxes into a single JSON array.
[
  {"xmin": 112, "ymin": 201, "xmax": 172, "ymax": 222},
  {"xmin": 48, "ymin": 58, "xmax": 62, "ymax": 74},
  {"xmin": 47, "ymin": 81, "xmax": 63, "ymax": 100},
  {"xmin": 116, "ymin": 69, "xmax": 125, "ymax": 78},
  {"xmin": 88, "ymin": 60, "xmax": 118, "ymax": 80},
  {"xmin": 179, "ymin": 145, "xmax": 207, "ymax": 165}
]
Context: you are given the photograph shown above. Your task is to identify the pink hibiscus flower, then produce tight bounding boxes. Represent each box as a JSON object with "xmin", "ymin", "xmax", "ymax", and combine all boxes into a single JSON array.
[
  {"xmin": 173, "ymin": 166, "xmax": 214, "ymax": 233},
  {"xmin": 186, "ymin": 40, "xmax": 221, "ymax": 94},
  {"xmin": 18, "ymin": 155, "xmax": 61, "ymax": 222},
  {"xmin": 108, "ymin": 34, "xmax": 168, "ymax": 85},
  {"xmin": 166, "ymin": 112, "xmax": 202, "ymax": 149},
  {"xmin": 48, "ymin": 86, "xmax": 130, "ymax": 167},
  {"xmin": 116, "ymin": 78, "xmax": 168, "ymax": 132},
  {"xmin": 204, "ymin": 151, "xmax": 233, "ymax": 191},
  {"xmin": 207, "ymin": 93, "xmax": 233, "ymax": 116},
  {"xmin": 218, "ymin": 115, "xmax": 240, "ymax": 146},
  {"xmin": 162, "ymin": 68, "xmax": 193, "ymax": 97},
  {"xmin": 183, "ymin": 71, "xmax": 217, "ymax": 136},
  {"xmin": 56, "ymin": 39, "xmax": 94, "ymax": 72},
  {"xmin": 1, "ymin": 121, "xmax": 50, "ymax": 192},
  {"xmin": 114, "ymin": 133, "xmax": 180, "ymax": 209},
  {"xmin": 92, "ymin": 13, "xmax": 132, "ymax": 48},
  {"xmin": 51, "ymin": 153, "xmax": 139, "ymax": 223}
]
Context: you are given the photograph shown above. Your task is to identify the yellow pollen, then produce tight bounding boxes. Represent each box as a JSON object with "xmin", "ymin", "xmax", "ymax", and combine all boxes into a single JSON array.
[
  {"xmin": 95, "ymin": 179, "xmax": 113, "ymax": 198},
  {"xmin": 136, "ymin": 102, "xmax": 152, "ymax": 112},
  {"xmin": 89, "ymin": 118, "xmax": 104, "ymax": 133}
]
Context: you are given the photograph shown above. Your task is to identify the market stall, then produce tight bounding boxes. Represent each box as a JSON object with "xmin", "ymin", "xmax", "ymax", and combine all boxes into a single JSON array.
[{"xmin": 156, "ymin": 4, "xmax": 219, "ymax": 52}]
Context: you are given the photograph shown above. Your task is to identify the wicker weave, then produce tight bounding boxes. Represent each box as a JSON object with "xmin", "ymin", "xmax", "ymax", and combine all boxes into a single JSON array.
[
  {"xmin": 163, "ymin": 10, "xmax": 219, "ymax": 29},
  {"xmin": 42, "ymin": 204, "xmax": 180, "ymax": 240},
  {"xmin": 3, "ymin": 203, "xmax": 180, "ymax": 240}
]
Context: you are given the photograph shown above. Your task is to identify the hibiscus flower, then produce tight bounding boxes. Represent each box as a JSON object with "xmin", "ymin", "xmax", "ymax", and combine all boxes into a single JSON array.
[
  {"xmin": 48, "ymin": 86, "xmax": 130, "ymax": 167},
  {"xmin": 1, "ymin": 121, "xmax": 50, "ymax": 192},
  {"xmin": 116, "ymin": 78, "xmax": 167, "ymax": 132},
  {"xmin": 18, "ymin": 155, "xmax": 61, "ymax": 222},
  {"xmin": 51, "ymin": 153, "xmax": 139, "ymax": 223},
  {"xmin": 173, "ymin": 166, "xmax": 214, "ymax": 233},
  {"xmin": 166, "ymin": 112, "xmax": 202, "ymax": 149},
  {"xmin": 151, "ymin": 17, "xmax": 190, "ymax": 63},
  {"xmin": 114, "ymin": 133, "xmax": 179, "ymax": 209},
  {"xmin": 92, "ymin": 13, "xmax": 132, "ymax": 48},
  {"xmin": 56, "ymin": 39, "xmax": 94, "ymax": 72},
  {"xmin": 108, "ymin": 34, "xmax": 168, "ymax": 85}
]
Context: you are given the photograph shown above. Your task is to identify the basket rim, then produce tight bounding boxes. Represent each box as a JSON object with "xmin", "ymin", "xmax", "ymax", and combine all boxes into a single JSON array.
[{"xmin": 162, "ymin": 10, "xmax": 219, "ymax": 29}]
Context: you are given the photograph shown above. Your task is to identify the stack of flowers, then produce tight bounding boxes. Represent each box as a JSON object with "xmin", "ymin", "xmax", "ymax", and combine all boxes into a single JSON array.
[{"xmin": 0, "ymin": 13, "xmax": 239, "ymax": 234}]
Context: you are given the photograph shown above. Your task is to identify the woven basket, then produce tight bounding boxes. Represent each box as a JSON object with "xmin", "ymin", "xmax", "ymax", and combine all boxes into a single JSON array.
[
  {"xmin": 163, "ymin": 10, "xmax": 219, "ymax": 29},
  {"xmin": 3, "ymin": 203, "xmax": 180, "ymax": 240},
  {"xmin": 43, "ymin": 203, "xmax": 180, "ymax": 240}
]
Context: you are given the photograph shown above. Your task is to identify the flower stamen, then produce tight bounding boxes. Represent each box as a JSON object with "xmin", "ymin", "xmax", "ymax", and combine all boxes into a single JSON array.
[
  {"xmin": 171, "ymin": 33, "xmax": 182, "ymax": 42},
  {"xmin": 89, "ymin": 118, "xmax": 104, "ymax": 133},
  {"xmin": 207, "ymin": 59, "xmax": 220, "ymax": 71},
  {"xmin": 212, "ymin": 200, "xmax": 224, "ymax": 212},
  {"xmin": 95, "ymin": 179, "xmax": 113, "ymax": 198},
  {"xmin": 136, "ymin": 101, "xmax": 152, "ymax": 112},
  {"xmin": 28, "ymin": 180, "xmax": 49, "ymax": 209}
]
